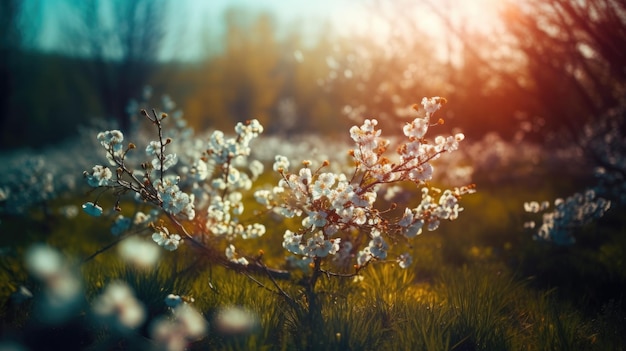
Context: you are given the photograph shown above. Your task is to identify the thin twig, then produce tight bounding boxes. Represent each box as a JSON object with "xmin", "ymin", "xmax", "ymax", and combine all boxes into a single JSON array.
[
  {"xmin": 257, "ymin": 255, "xmax": 298, "ymax": 309},
  {"xmin": 81, "ymin": 236, "xmax": 126, "ymax": 264}
]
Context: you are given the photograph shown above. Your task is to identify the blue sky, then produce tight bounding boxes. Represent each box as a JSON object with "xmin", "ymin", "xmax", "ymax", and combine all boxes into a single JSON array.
[
  {"xmin": 32, "ymin": 0, "xmax": 360, "ymax": 60},
  {"xmin": 30, "ymin": 0, "xmax": 499, "ymax": 61}
]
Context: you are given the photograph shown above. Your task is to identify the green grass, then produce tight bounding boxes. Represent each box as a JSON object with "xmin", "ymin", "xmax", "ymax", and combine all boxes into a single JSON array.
[{"xmin": 1, "ymin": 177, "xmax": 625, "ymax": 350}]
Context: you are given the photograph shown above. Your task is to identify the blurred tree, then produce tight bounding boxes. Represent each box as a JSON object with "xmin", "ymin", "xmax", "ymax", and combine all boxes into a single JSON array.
[
  {"xmin": 278, "ymin": 25, "xmax": 347, "ymax": 137},
  {"xmin": 182, "ymin": 6, "xmax": 453, "ymax": 138},
  {"xmin": 59, "ymin": 0, "xmax": 170, "ymax": 132},
  {"xmin": 322, "ymin": 31, "xmax": 445, "ymax": 135},
  {"xmin": 0, "ymin": 0, "xmax": 28, "ymax": 147},
  {"xmin": 375, "ymin": 0, "xmax": 541, "ymax": 141},
  {"xmin": 500, "ymin": 0, "xmax": 626, "ymax": 139},
  {"xmin": 441, "ymin": 28, "xmax": 541, "ymax": 141},
  {"xmin": 311, "ymin": 1, "xmax": 477, "ymax": 140},
  {"xmin": 0, "ymin": 1, "xmax": 84, "ymax": 149},
  {"xmin": 424, "ymin": 0, "xmax": 626, "ymax": 141},
  {"xmin": 184, "ymin": 10, "xmax": 283, "ymax": 132}
]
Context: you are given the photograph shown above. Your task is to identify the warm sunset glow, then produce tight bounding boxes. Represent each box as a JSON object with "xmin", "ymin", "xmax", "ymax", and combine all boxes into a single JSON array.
[
  {"xmin": 316, "ymin": 0, "xmax": 509, "ymax": 64},
  {"xmin": 2, "ymin": 1, "xmax": 625, "ymax": 349}
]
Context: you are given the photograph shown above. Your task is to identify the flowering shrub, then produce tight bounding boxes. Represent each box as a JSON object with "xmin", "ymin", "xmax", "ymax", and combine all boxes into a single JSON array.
[
  {"xmin": 0, "ymin": 126, "xmax": 116, "ymax": 218},
  {"xmin": 257, "ymin": 103, "xmax": 472, "ymax": 272},
  {"xmin": 523, "ymin": 190, "xmax": 611, "ymax": 245},
  {"xmin": 74, "ymin": 95, "xmax": 475, "ymax": 348},
  {"xmin": 0, "ymin": 155, "xmax": 73, "ymax": 216},
  {"xmin": 82, "ymin": 97, "xmax": 473, "ymax": 278},
  {"xmin": 522, "ymin": 103, "xmax": 625, "ymax": 246}
]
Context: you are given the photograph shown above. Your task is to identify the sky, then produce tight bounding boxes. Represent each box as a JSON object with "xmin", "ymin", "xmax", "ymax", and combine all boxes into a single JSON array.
[
  {"xmin": 174, "ymin": 0, "xmax": 502, "ymax": 59},
  {"xmin": 33, "ymin": 0, "xmax": 359, "ymax": 58},
  {"xmin": 30, "ymin": 0, "xmax": 502, "ymax": 61}
]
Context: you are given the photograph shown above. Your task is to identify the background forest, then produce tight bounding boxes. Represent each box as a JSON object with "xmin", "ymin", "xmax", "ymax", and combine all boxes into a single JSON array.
[{"xmin": 2, "ymin": 0, "xmax": 623, "ymax": 149}]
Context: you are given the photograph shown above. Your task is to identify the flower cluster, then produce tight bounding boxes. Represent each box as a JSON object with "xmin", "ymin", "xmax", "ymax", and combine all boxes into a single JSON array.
[
  {"xmin": 194, "ymin": 120, "xmax": 269, "ymax": 260},
  {"xmin": 519, "ymin": 104, "xmax": 625, "ymax": 246},
  {"xmin": 225, "ymin": 244, "xmax": 249, "ymax": 265},
  {"xmin": 283, "ymin": 230, "xmax": 341, "ymax": 258},
  {"xmin": 97, "ymin": 130, "xmax": 125, "ymax": 165},
  {"xmin": 84, "ymin": 165, "xmax": 113, "ymax": 187},
  {"xmin": 57, "ymin": 94, "xmax": 475, "ymax": 349},
  {"xmin": 524, "ymin": 189, "xmax": 611, "ymax": 245},
  {"xmin": 152, "ymin": 225, "xmax": 183, "ymax": 251},
  {"xmin": 82, "ymin": 128, "xmax": 197, "ymax": 222},
  {"xmin": 82, "ymin": 109, "xmax": 197, "ymax": 224},
  {"xmin": 155, "ymin": 177, "xmax": 195, "ymax": 220},
  {"xmin": 207, "ymin": 119, "xmax": 263, "ymax": 164},
  {"xmin": 0, "ymin": 156, "xmax": 65, "ymax": 215},
  {"xmin": 82, "ymin": 102, "xmax": 279, "ymax": 275},
  {"xmin": 256, "ymin": 97, "xmax": 474, "ymax": 269}
]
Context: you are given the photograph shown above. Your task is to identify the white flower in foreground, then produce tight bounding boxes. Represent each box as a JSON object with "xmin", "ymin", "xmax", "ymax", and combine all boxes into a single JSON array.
[
  {"xmin": 151, "ymin": 304, "xmax": 207, "ymax": 351},
  {"xmin": 356, "ymin": 248, "xmax": 372, "ymax": 267},
  {"xmin": 24, "ymin": 245, "xmax": 83, "ymax": 322},
  {"xmin": 97, "ymin": 130, "xmax": 124, "ymax": 150},
  {"xmin": 159, "ymin": 181, "xmax": 195, "ymax": 220},
  {"xmin": 403, "ymin": 117, "xmax": 429, "ymax": 140},
  {"xmin": 225, "ymin": 244, "xmax": 249, "ymax": 265},
  {"xmin": 92, "ymin": 281, "xmax": 145, "ymax": 331},
  {"xmin": 368, "ymin": 230, "xmax": 388, "ymax": 260},
  {"xmin": 85, "ymin": 165, "xmax": 113, "ymax": 187},
  {"xmin": 214, "ymin": 305, "xmax": 259, "ymax": 335},
  {"xmin": 273, "ymin": 155, "xmax": 290, "ymax": 172},
  {"xmin": 421, "ymin": 96, "xmax": 446, "ymax": 114},
  {"xmin": 25, "ymin": 245, "xmax": 64, "ymax": 280},
  {"xmin": 146, "ymin": 140, "xmax": 160, "ymax": 156},
  {"xmin": 302, "ymin": 231, "xmax": 340, "ymax": 258},
  {"xmin": 118, "ymin": 236, "xmax": 161, "ymax": 268},
  {"xmin": 152, "ymin": 227, "xmax": 182, "ymax": 251}
]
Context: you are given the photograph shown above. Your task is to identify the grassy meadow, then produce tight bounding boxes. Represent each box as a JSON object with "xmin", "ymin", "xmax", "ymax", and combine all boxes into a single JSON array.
[{"xmin": 1, "ymin": 159, "xmax": 624, "ymax": 350}]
